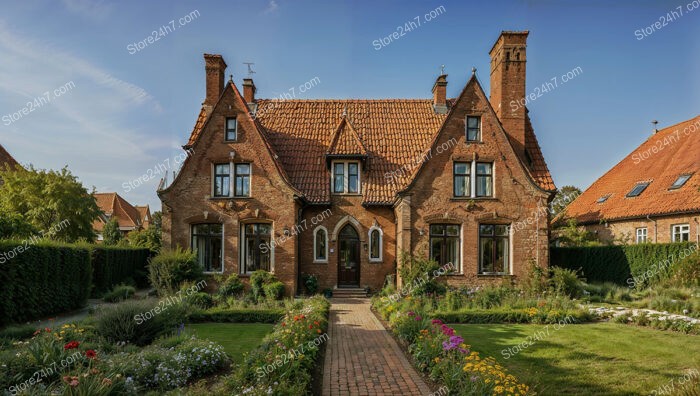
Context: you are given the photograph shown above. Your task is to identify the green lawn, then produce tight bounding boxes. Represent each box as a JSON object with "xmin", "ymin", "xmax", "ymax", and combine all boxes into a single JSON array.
[
  {"xmin": 453, "ymin": 322, "xmax": 700, "ymax": 396},
  {"xmin": 188, "ymin": 323, "xmax": 273, "ymax": 363}
]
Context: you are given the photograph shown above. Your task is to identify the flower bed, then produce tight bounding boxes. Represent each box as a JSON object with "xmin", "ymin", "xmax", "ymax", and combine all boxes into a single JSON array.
[
  {"xmin": 215, "ymin": 295, "xmax": 330, "ymax": 395},
  {"xmin": 373, "ymin": 297, "xmax": 532, "ymax": 396}
]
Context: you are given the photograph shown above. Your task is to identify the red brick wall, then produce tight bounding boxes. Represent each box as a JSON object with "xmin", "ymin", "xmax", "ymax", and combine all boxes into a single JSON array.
[
  {"xmin": 585, "ymin": 214, "xmax": 700, "ymax": 245},
  {"xmin": 160, "ymin": 84, "xmax": 299, "ymax": 295},
  {"xmin": 406, "ymin": 79, "xmax": 551, "ymax": 287}
]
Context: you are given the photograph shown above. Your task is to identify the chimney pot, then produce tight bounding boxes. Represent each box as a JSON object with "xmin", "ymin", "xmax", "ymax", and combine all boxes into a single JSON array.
[
  {"xmin": 203, "ymin": 54, "xmax": 227, "ymax": 108},
  {"xmin": 243, "ymin": 78, "xmax": 256, "ymax": 104},
  {"xmin": 432, "ymin": 74, "xmax": 448, "ymax": 114}
]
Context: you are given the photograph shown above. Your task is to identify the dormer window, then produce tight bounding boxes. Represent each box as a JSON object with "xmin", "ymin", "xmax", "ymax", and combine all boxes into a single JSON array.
[
  {"xmin": 332, "ymin": 161, "xmax": 360, "ymax": 194},
  {"xmin": 225, "ymin": 117, "xmax": 237, "ymax": 141},
  {"xmin": 597, "ymin": 194, "xmax": 611, "ymax": 203},
  {"xmin": 466, "ymin": 116, "xmax": 481, "ymax": 142},
  {"xmin": 626, "ymin": 182, "xmax": 650, "ymax": 198},
  {"xmin": 669, "ymin": 174, "xmax": 692, "ymax": 190}
]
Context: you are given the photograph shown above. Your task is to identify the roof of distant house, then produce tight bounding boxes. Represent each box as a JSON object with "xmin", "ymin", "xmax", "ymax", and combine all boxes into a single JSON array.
[
  {"xmin": 0, "ymin": 144, "xmax": 20, "ymax": 170},
  {"xmin": 93, "ymin": 192, "xmax": 144, "ymax": 232},
  {"xmin": 561, "ymin": 114, "xmax": 700, "ymax": 223}
]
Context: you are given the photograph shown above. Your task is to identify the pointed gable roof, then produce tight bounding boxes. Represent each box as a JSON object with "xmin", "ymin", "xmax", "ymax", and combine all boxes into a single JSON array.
[
  {"xmin": 326, "ymin": 116, "xmax": 368, "ymax": 157},
  {"xmin": 93, "ymin": 192, "xmax": 143, "ymax": 231},
  {"xmin": 562, "ymin": 114, "xmax": 700, "ymax": 223},
  {"xmin": 0, "ymin": 144, "xmax": 19, "ymax": 170}
]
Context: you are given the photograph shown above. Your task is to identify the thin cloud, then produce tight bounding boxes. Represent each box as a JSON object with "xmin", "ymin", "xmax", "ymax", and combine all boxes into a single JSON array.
[
  {"xmin": 264, "ymin": 0, "xmax": 279, "ymax": 14},
  {"xmin": 61, "ymin": 0, "xmax": 113, "ymax": 20}
]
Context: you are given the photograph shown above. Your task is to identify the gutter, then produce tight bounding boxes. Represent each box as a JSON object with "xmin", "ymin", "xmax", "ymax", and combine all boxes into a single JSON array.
[{"xmin": 646, "ymin": 215, "xmax": 657, "ymax": 243}]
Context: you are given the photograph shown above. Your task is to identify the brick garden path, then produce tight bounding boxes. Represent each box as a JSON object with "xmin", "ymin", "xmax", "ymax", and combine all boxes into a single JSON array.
[{"xmin": 322, "ymin": 298, "xmax": 432, "ymax": 395}]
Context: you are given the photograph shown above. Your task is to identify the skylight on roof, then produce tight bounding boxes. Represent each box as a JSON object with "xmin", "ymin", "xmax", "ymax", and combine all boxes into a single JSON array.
[
  {"xmin": 669, "ymin": 174, "xmax": 692, "ymax": 190},
  {"xmin": 596, "ymin": 194, "xmax": 611, "ymax": 203},
  {"xmin": 626, "ymin": 182, "xmax": 650, "ymax": 198}
]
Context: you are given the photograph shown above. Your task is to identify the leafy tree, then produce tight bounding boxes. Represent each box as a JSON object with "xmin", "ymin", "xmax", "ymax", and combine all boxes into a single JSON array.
[
  {"xmin": 0, "ymin": 165, "xmax": 100, "ymax": 242},
  {"xmin": 102, "ymin": 218, "xmax": 122, "ymax": 245},
  {"xmin": 550, "ymin": 185, "xmax": 582, "ymax": 218},
  {"xmin": 557, "ymin": 219, "xmax": 600, "ymax": 247},
  {"xmin": 123, "ymin": 211, "xmax": 161, "ymax": 252},
  {"xmin": 0, "ymin": 212, "xmax": 36, "ymax": 239}
]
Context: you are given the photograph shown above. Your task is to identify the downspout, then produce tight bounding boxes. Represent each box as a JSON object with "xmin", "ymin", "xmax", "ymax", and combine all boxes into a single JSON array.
[
  {"xmin": 695, "ymin": 217, "xmax": 699, "ymax": 246},
  {"xmin": 296, "ymin": 201, "xmax": 305, "ymax": 296},
  {"xmin": 647, "ymin": 215, "xmax": 657, "ymax": 243}
]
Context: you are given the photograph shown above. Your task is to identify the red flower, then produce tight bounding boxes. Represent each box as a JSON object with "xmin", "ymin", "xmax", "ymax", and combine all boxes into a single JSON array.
[
  {"xmin": 33, "ymin": 329, "xmax": 41, "ymax": 336},
  {"xmin": 64, "ymin": 341, "xmax": 80, "ymax": 350},
  {"xmin": 282, "ymin": 322, "xmax": 286, "ymax": 327},
  {"xmin": 45, "ymin": 327, "xmax": 51, "ymax": 333},
  {"xmin": 309, "ymin": 325, "xmax": 313, "ymax": 329},
  {"xmin": 85, "ymin": 349, "xmax": 97, "ymax": 359}
]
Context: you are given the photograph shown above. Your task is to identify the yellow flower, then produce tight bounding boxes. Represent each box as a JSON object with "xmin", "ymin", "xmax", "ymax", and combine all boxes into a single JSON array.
[{"xmin": 433, "ymin": 357, "xmax": 440, "ymax": 364}]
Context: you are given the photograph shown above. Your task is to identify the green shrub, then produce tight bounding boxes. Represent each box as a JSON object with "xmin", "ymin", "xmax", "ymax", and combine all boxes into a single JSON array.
[
  {"xmin": 0, "ymin": 323, "xmax": 36, "ymax": 340},
  {"xmin": 551, "ymin": 242, "xmax": 697, "ymax": 286},
  {"xmin": 187, "ymin": 308, "xmax": 284, "ymax": 323},
  {"xmin": 0, "ymin": 241, "xmax": 92, "ymax": 326},
  {"xmin": 303, "ymin": 273, "xmax": 319, "ymax": 294},
  {"xmin": 95, "ymin": 299, "xmax": 188, "ymax": 346},
  {"xmin": 250, "ymin": 270, "xmax": 276, "ymax": 300},
  {"xmin": 433, "ymin": 308, "xmax": 592, "ymax": 324},
  {"xmin": 148, "ymin": 248, "xmax": 202, "ymax": 295},
  {"xmin": 102, "ymin": 284, "xmax": 136, "ymax": 303},
  {"xmin": 668, "ymin": 251, "xmax": 700, "ymax": 287},
  {"xmin": 550, "ymin": 267, "xmax": 584, "ymax": 298},
  {"xmin": 90, "ymin": 246, "xmax": 151, "ymax": 296},
  {"xmin": 263, "ymin": 281, "xmax": 285, "ymax": 300},
  {"xmin": 185, "ymin": 292, "xmax": 214, "ymax": 309},
  {"xmin": 398, "ymin": 253, "xmax": 447, "ymax": 296},
  {"xmin": 217, "ymin": 273, "xmax": 244, "ymax": 297}
]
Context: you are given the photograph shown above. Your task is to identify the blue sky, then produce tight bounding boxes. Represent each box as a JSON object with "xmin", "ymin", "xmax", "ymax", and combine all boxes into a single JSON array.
[{"xmin": 0, "ymin": 0, "xmax": 698, "ymax": 210}]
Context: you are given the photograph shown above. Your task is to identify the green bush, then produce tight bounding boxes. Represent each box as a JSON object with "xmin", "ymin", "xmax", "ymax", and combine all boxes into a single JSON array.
[
  {"xmin": 551, "ymin": 242, "xmax": 697, "ymax": 286},
  {"xmin": 187, "ymin": 308, "xmax": 284, "ymax": 323},
  {"xmin": 102, "ymin": 284, "xmax": 136, "ymax": 303},
  {"xmin": 0, "ymin": 241, "xmax": 92, "ymax": 326},
  {"xmin": 263, "ymin": 281, "xmax": 285, "ymax": 301},
  {"xmin": 185, "ymin": 292, "xmax": 214, "ymax": 309},
  {"xmin": 148, "ymin": 248, "xmax": 202, "ymax": 295},
  {"xmin": 90, "ymin": 246, "xmax": 151, "ymax": 296},
  {"xmin": 95, "ymin": 299, "xmax": 188, "ymax": 346},
  {"xmin": 303, "ymin": 273, "xmax": 319, "ymax": 294},
  {"xmin": 668, "ymin": 251, "xmax": 700, "ymax": 287},
  {"xmin": 398, "ymin": 253, "xmax": 447, "ymax": 295},
  {"xmin": 433, "ymin": 308, "xmax": 592, "ymax": 324},
  {"xmin": 250, "ymin": 270, "xmax": 276, "ymax": 300},
  {"xmin": 550, "ymin": 267, "xmax": 584, "ymax": 298},
  {"xmin": 217, "ymin": 273, "xmax": 244, "ymax": 297}
]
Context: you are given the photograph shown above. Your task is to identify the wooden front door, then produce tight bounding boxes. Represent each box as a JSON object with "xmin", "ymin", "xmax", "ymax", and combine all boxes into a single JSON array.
[{"xmin": 338, "ymin": 225, "xmax": 360, "ymax": 287}]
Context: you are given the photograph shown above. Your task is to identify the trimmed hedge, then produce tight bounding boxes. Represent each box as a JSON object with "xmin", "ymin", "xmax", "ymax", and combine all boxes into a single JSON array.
[
  {"xmin": 90, "ymin": 246, "xmax": 151, "ymax": 296},
  {"xmin": 187, "ymin": 308, "xmax": 285, "ymax": 323},
  {"xmin": 0, "ymin": 241, "xmax": 92, "ymax": 326},
  {"xmin": 433, "ymin": 308, "xmax": 591, "ymax": 324},
  {"xmin": 551, "ymin": 242, "xmax": 697, "ymax": 286}
]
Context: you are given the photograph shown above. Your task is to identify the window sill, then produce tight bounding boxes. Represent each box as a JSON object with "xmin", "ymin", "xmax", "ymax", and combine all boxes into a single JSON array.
[
  {"xmin": 332, "ymin": 193, "xmax": 362, "ymax": 197},
  {"xmin": 203, "ymin": 271, "xmax": 224, "ymax": 275},
  {"xmin": 312, "ymin": 260, "xmax": 328, "ymax": 264},
  {"xmin": 451, "ymin": 197, "xmax": 497, "ymax": 201},
  {"xmin": 369, "ymin": 259, "xmax": 383, "ymax": 263},
  {"xmin": 209, "ymin": 196, "xmax": 253, "ymax": 200},
  {"xmin": 477, "ymin": 273, "xmax": 513, "ymax": 277}
]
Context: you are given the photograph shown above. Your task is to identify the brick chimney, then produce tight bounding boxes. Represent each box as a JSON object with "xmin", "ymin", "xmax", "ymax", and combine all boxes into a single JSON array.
[
  {"xmin": 489, "ymin": 31, "xmax": 528, "ymax": 159},
  {"xmin": 243, "ymin": 78, "xmax": 256, "ymax": 104},
  {"xmin": 432, "ymin": 74, "xmax": 448, "ymax": 114},
  {"xmin": 203, "ymin": 54, "xmax": 227, "ymax": 108}
]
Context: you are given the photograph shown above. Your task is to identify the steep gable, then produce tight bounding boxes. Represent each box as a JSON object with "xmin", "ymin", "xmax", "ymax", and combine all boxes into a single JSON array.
[
  {"xmin": 326, "ymin": 116, "xmax": 368, "ymax": 157},
  {"xmin": 93, "ymin": 192, "xmax": 142, "ymax": 231},
  {"xmin": 0, "ymin": 144, "xmax": 19, "ymax": 170},
  {"xmin": 562, "ymin": 115, "xmax": 700, "ymax": 223}
]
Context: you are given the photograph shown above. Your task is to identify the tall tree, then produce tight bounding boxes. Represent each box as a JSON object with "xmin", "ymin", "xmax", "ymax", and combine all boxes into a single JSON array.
[
  {"xmin": 125, "ymin": 211, "xmax": 162, "ymax": 252},
  {"xmin": 0, "ymin": 165, "xmax": 100, "ymax": 242},
  {"xmin": 550, "ymin": 185, "xmax": 582, "ymax": 218},
  {"xmin": 102, "ymin": 218, "xmax": 122, "ymax": 245}
]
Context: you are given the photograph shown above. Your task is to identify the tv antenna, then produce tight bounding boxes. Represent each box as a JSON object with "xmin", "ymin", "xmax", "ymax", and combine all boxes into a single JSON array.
[{"xmin": 243, "ymin": 62, "xmax": 256, "ymax": 76}]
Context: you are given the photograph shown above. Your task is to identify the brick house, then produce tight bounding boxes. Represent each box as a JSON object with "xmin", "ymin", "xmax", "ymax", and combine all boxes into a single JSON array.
[
  {"xmin": 0, "ymin": 144, "xmax": 19, "ymax": 170},
  {"xmin": 560, "ymin": 115, "xmax": 700, "ymax": 245},
  {"xmin": 93, "ymin": 192, "xmax": 150, "ymax": 241},
  {"xmin": 158, "ymin": 31, "xmax": 556, "ymax": 295}
]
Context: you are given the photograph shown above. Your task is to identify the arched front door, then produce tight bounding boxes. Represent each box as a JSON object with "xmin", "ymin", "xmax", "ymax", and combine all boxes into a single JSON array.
[{"xmin": 337, "ymin": 224, "xmax": 360, "ymax": 287}]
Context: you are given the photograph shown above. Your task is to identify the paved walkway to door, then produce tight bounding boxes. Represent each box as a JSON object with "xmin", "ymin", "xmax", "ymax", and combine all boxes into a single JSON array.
[{"xmin": 322, "ymin": 298, "xmax": 432, "ymax": 395}]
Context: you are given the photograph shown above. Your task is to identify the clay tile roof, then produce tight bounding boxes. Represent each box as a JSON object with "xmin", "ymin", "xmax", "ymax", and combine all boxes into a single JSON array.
[
  {"xmin": 184, "ymin": 94, "xmax": 555, "ymax": 205},
  {"xmin": 326, "ymin": 116, "xmax": 368, "ymax": 157},
  {"xmin": 0, "ymin": 144, "xmax": 19, "ymax": 170},
  {"xmin": 562, "ymin": 114, "xmax": 700, "ymax": 223},
  {"xmin": 93, "ymin": 192, "xmax": 143, "ymax": 232},
  {"xmin": 186, "ymin": 108, "xmax": 208, "ymax": 147},
  {"xmin": 524, "ymin": 113, "xmax": 556, "ymax": 191}
]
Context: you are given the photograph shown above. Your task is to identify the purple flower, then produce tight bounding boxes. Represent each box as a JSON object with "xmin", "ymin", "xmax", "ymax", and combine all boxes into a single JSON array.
[
  {"xmin": 415, "ymin": 316, "xmax": 422, "ymax": 321},
  {"xmin": 431, "ymin": 319, "xmax": 443, "ymax": 325},
  {"xmin": 470, "ymin": 375, "xmax": 479, "ymax": 382},
  {"xmin": 407, "ymin": 311, "xmax": 415, "ymax": 317}
]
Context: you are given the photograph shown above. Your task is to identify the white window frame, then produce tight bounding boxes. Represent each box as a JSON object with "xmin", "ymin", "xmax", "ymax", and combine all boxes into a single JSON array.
[
  {"xmin": 368, "ymin": 226, "xmax": 383, "ymax": 263},
  {"xmin": 212, "ymin": 163, "xmax": 231, "ymax": 198},
  {"xmin": 672, "ymin": 224, "xmax": 690, "ymax": 242},
  {"xmin": 313, "ymin": 225, "xmax": 329, "ymax": 263},
  {"xmin": 239, "ymin": 223, "xmax": 274, "ymax": 275},
  {"xmin": 190, "ymin": 223, "xmax": 225, "ymax": 274},
  {"xmin": 454, "ymin": 161, "xmax": 495, "ymax": 198},
  {"xmin": 225, "ymin": 117, "xmax": 237, "ymax": 141},
  {"xmin": 234, "ymin": 163, "xmax": 252, "ymax": 197},
  {"xmin": 465, "ymin": 115, "xmax": 482, "ymax": 142},
  {"xmin": 636, "ymin": 227, "xmax": 647, "ymax": 244},
  {"xmin": 331, "ymin": 160, "xmax": 361, "ymax": 194}
]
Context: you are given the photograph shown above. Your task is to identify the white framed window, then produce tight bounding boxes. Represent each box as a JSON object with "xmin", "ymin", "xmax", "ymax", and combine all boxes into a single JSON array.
[
  {"xmin": 672, "ymin": 224, "xmax": 690, "ymax": 242},
  {"xmin": 636, "ymin": 227, "xmax": 647, "ymax": 243},
  {"xmin": 479, "ymin": 224, "xmax": 510, "ymax": 275},
  {"xmin": 313, "ymin": 226, "xmax": 328, "ymax": 263},
  {"xmin": 213, "ymin": 162, "xmax": 251, "ymax": 198},
  {"xmin": 225, "ymin": 117, "xmax": 237, "ymax": 141},
  {"xmin": 429, "ymin": 224, "xmax": 461, "ymax": 273},
  {"xmin": 241, "ymin": 223, "xmax": 272, "ymax": 274},
  {"xmin": 191, "ymin": 223, "xmax": 224, "ymax": 273},
  {"xmin": 234, "ymin": 163, "xmax": 251, "ymax": 197},
  {"xmin": 332, "ymin": 161, "xmax": 360, "ymax": 194},
  {"xmin": 453, "ymin": 161, "xmax": 494, "ymax": 198},
  {"xmin": 466, "ymin": 116, "xmax": 481, "ymax": 142},
  {"xmin": 213, "ymin": 164, "xmax": 230, "ymax": 197},
  {"xmin": 368, "ymin": 226, "xmax": 383, "ymax": 262}
]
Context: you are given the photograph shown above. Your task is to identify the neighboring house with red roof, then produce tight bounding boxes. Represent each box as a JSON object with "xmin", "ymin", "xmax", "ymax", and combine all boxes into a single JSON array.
[
  {"xmin": 0, "ymin": 144, "xmax": 19, "ymax": 170},
  {"xmin": 159, "ymin": 31, "xmax": 556, "ymax": 295},
  {"xmin": 93, "ymin": 192, "xmax": 149, "ymax": 241},
  {"xmin": 560, "ymin": 115, "xmax": 700, "ymax": 245}
]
